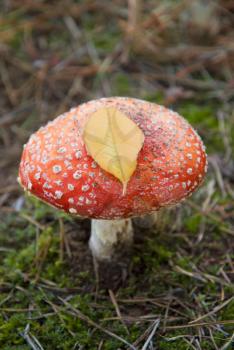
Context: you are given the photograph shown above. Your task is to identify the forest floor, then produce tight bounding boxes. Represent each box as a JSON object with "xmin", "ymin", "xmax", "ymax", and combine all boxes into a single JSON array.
[{"xmin": 0, "ymin": 1, "xmax": 234, "ymax": 349}]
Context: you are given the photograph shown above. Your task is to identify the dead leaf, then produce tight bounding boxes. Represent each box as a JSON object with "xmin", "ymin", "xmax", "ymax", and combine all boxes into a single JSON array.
[{"xmin": 83, "ymin": 107, "xmax": 144, "ymax": 194}]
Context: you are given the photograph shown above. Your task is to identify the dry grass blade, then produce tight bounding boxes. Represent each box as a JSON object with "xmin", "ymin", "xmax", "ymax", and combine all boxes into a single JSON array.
[
  {"xmin": 40, "ymin": 288, "xmax": 75, "ymax": 337},
  {"xmin": 187, "ymin": 200, "xmax": 234, "ymax": 235},
  {"xmin": 0, "ymin": 307, "xmax": 32, "ymax": 312},
  {"xmin": 109, "ymin": 289, "xmax": 129, "ymax": 334},
  {"xmin": 174, "ymin": 266, "xmax": 207, "ymax": 282},
  {"xmin": 220, "ymin": 332, "xmax": 234, "ymax": 350},
  {"xmin": 189, "ymin": 296, "xmax": 234, "ymax": 324},
  {"xmin": 165, "ymin": 319, "xmax": 234, "ymax": 330},
  {"xmin": 58, "ymin": 297, "xmax": 137, "ymax": 350},
  {"xmin": 183, "ymin": 337, "xmax": 197, "ymax": 350},
  {"xmin": 20, "ymin": 213, "xmax": 45, "ymax": 231},
  {"xmin": 132, "ymin": 321, "xmax": 159, "ymax": 347},
  {"xmin": 0, "ymin": 103, "xmax": 34, "ymax": 127},
  {"xmin": 0, "ymin": 289, "xmax": 13, "ymax": 307},
  {"xmin": 141, "ymin": 319, "xmax": 160, "ymax": 350},
  {"xmin": 20, "ymin": 324, "xmax": 45, "ymax": 350},
  {"xmin": 208, "ymin": 328, "xmax": 219, "ymax": 350}
]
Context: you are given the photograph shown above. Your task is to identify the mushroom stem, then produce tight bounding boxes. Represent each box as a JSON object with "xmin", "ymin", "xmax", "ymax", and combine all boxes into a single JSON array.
[{"xmin": 89, "ymin": 219, "xmax": 133, "ymax": 261}]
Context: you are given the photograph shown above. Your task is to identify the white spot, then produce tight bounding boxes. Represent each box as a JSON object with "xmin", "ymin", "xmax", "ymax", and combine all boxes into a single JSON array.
[
  {"xmin": 187, "ymin": 180, "xmax": 191, "ymax": 186},
  {"xmin": 68, "ymin": 197, "xmax": 74, "ymax": 204},
  {"xmin": 69, "ymin": 208, "xmax": 77, "ymax": 214},
  {"xmin": 43, "ymin": 182, "xmax": 52, "ymax": 189},
  {"xmin": 75, "ymin": 150, "xmax": 82, "ymax": 159},
  {"xmin": 54, "ymin": 180, "xmax": 63, "ymax": 186},
  {"xmin": 186, "ymin": 142, "xmax": 191, "ymax": 147},
  {"xmin": 57, "ymin": 147, "xmax": 66, "ymax": 153},
  {"xmin": 66, "ymin": 154, "xmax": 73, "ymax": 160},
  {"xmin": 187, "ymin": 153, "xmax": 192, "ymax": 160},
  {"xmin": 64, "ymin": 160, "xmax": 71, "ymax": 167},
  {"xmin": 53, "ymin": 165, "xmax": 62, "ymax": 174},
  {"xmin": 45, "ymin": 132, "xmax": 52, "ymax": 139},
  {"xmin": 55, "ymin": 191, "xmax": 63, "ymax": 199},
  {"xmin": 82, "ymin": 185, "xmax": 90, "ymax": 192},
  {"xmin": 182, "ymin": 182, "xmax": 186, "ymax": 189},
  {"xmin": 91, "ymin": 161, "xmax": 97, "ymax": 168},
  {"xmin": 71, "ymin": 142, "xmax": 78, "ymax": 147},
  {"xmin": 73, "ymin": 171, "xmax": 82, "ymax": 180},
  {"xmin": 187, "ymin": 168, "xmax": 193, "ymax": 175},
  {"xmin": 27, "ymin": 181, "xmax": 32, "ymax": 190},
  {"xmin": 79, "ymin": 196, "xmax": 84, "ymax": 202},
  {"xmin": 85, "ymin": 198, "xmax": 92, "ymax": 204},
  {"xmin": 68, "ymin": 184, "xmax": 74, "ymax": 191},
  {"xmin": 34, "ymin": 172, "xmax": 41, "ymax": 180},
  {"xmin": 41, "ymin": 156, "xmax": 48, "ymax": 164}
]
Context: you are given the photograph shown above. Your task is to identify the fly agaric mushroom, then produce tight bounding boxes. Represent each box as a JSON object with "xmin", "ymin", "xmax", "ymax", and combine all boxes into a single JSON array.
[{"xmin": 18, "ymin": 97, "xmax": 207, "ymax": 261}]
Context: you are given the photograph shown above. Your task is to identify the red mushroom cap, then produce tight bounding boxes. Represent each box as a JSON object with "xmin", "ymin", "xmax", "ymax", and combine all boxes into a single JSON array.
[{"xmin": 19, "ymin": 97, "xmax": 207, "ymax": 219}]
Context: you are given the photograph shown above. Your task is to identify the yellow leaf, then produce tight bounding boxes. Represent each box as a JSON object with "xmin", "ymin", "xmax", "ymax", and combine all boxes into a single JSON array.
[{"xmin": 83, "ymin": 107, "xmax": 145, "ymax": 194}]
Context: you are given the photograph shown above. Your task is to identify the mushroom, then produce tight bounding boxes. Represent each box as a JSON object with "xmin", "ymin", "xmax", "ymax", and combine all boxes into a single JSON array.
[{"xmin": 18, "ymin": 97, "xmax": 207, "ymax": 261}]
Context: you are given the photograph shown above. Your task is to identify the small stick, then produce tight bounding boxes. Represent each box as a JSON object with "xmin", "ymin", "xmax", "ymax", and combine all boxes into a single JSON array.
[{"xmin": 109, "ymin": 289, "xmax": 129, "ymax": 334}]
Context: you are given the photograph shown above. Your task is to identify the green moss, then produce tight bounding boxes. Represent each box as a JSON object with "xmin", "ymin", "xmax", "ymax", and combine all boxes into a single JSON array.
[
  {"xmin": 158, "ymin": 339, "xmax": 192, "ymax": 350},
  {"xmin": 178, "ymin": 103, "xmax": 222, "ymax": 152},
  {"xmin": 221, "ymin": 300, "xmax": 234, "ymax": 321},
  {"xmin": 0, "ymin": 9, "xmax": 28, "ymax": 49},
  {"xmin": 112, "ymin": 73, "xmax": 131, "ymax": 96},
  {"xmin": 1, "ymin": 191, "xmax": 232, "ymax": 349},
  {"xmin": 82, "ymin": 11, "xmax": 121, "ymax": 54},
  {"xmin": 144, "ymin": 91, "xmax": 165, "ymax": 104},
  {"xmin": 184, "ymin": 213, "xmax": 202, "ymax": 233},
  {"xmin": 179, "ymin": 104, "xmax": 215, "ymax": 125},
  {"xmin": 0, "ymin": 314, "xmax": 26, "ymax": 345},
  {"xmin": 145, "ymin": 239, "xmax": 173, "ymax": 265}
]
